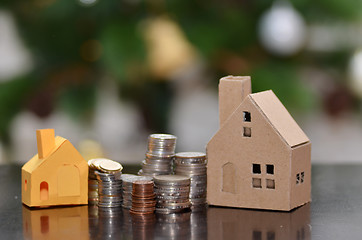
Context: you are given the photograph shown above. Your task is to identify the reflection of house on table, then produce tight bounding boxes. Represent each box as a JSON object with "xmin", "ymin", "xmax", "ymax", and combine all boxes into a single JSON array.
[
  {"xmin": 22, "ymin": 205, "xmax": 89, "ymax": 240},
  {"xmin": 208, "ymin": 203, "xmax": 311, "ymax": 240},
  {"xmin": 207, "ymin": 76, "xmax": 311, "ymax": 211},
  {"xmin": 22, "ymin": 129, "xmax": 88, "ymax": 207}
]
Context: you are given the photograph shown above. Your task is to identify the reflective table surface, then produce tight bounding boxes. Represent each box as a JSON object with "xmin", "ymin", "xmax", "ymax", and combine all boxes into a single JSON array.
[{"xmin": 0, "ymin": 164, "xmax": 361, "ymax": 239}]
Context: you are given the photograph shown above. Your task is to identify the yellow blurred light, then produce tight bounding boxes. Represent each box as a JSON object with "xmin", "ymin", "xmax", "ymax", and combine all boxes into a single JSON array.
[
  {"xmin": 142, "ymin": 16, "xmax": 197, "ymax": 79},
  {"xmin": 78, "ymin": 139, "xmax": 105, "ymax": 161}
]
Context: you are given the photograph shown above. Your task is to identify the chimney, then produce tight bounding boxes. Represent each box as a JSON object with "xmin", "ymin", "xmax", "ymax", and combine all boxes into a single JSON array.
[
  {"xmin": 219, "ymin": 76, "xmax": 251, "ymax": 127},
  {"xmin": 36, "ymin": 129, "xmax": 55, "ymax": 159}
]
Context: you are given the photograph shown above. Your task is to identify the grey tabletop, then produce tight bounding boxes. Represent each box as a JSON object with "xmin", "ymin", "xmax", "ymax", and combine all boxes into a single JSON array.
[{"xmin": 0, "ymin": 164, "xmax": 360, "ymax": 239}]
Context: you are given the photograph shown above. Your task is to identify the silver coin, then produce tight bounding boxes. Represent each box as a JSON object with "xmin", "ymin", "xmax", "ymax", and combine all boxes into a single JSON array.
[
  {"xmin": 174, "ymin": 152, "xmax": 207, "ymax": 164},
  {"xmin": 154, "ymin": 175, "xmax": 190, "ymax": 184}
]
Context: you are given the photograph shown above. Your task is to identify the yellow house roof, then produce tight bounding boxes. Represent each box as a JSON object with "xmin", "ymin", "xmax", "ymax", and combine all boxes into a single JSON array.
[
  {"xmin": 22, "ymin": 136, "xmax": 67, "ymax": 173},
  {"xmin": 250, "ymin": 90, "xmax": 309, "ymax": 147}
]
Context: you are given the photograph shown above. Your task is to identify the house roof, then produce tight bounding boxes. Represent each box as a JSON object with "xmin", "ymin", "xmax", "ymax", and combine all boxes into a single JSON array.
[
  {"xmin": 249, "ymin": 90, "xmax": 309, "ymax": 147},
  {"xmin": 22, "ymin": 136, "xmax": 67, "ymax": 173}
]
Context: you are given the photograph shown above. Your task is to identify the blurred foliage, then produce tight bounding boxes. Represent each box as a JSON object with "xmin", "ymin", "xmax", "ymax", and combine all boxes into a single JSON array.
[
  {"xmin": 0, "ymin": 76, "xmax": 39, "ymax": 144},
  {"xmin": 0, "ymin": 0, "xmax": 360, "ymax": 143}
]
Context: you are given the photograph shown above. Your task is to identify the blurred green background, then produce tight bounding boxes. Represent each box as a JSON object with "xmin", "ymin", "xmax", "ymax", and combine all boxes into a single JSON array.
[{"xmin": 1, "ymin": 0, "xmax": 362, "ymax": 164}]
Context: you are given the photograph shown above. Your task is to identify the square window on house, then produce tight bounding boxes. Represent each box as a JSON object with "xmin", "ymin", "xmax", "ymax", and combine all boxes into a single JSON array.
[
  {"xmin": 266, "ymin": 179, "xmax": 275, "ymax": 189},
  {"xmin": 301, "ymin": 172, "xmax": 304, "ymax": 183},
  {"xmin": 267, "ymin": 231, "xmax": 276, "ymax": 240},
  {"xmin": 296, "ymin": 173, "xmax": 300, "ymax": 184},
  {"xmin": 243, "ymin": 127, "xmax": 251, "ymax": 137},
  {"xmin": 243, "ymin": 111, "xmax": 251, "ymax": 122},
  {"xmin": 252, "ymin": 164, "xmax": 261, "ymax": 174},
  {"xmin": 252, "ymin": 178, "xmax": 262, "ymax": 188},
  {"xmin": 266, "ymin": 164, "xmax": 274, "ymax": 174},
  {"xmin": 252, "ymin": 231, "xmax": 262, "ymax": 240}
]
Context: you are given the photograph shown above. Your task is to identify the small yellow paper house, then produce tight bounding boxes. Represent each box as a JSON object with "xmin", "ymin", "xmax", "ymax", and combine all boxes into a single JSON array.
[
  {"xmin": 22, "ymin": 129, "xmax": 88, "ymax": 207},
  {"xmin": 207, "ymin": 76, "xmax": 311, "ymax": 211}
]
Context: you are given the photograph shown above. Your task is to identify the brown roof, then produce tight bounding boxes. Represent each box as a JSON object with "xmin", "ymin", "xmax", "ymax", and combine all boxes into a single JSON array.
[{"xmin": 250, "ymin": 90, "xmax": 309, "ymax": 147}]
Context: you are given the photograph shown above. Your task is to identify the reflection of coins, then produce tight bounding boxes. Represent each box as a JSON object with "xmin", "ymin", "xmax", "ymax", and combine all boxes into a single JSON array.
[
  {"xmin": 131, "ymin": 212, "xmax": 156, "ymax": 240},
  {"xmin": 98, "ymin": 207, "xmax": 123, "ymax": 239}
]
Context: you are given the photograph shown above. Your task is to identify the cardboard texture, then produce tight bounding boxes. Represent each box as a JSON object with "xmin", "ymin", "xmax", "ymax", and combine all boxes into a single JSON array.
[
  {"xmin": 207, "ymin": 76, "xmax": 311, "ymax": 211},
  {"xmin": 22, "ymin": 205, "xmax": 89, "ymax": 240},
  {"xmin": 22, "ymin": 129, "xmax": 88, "ymax": 207},
  {"xmin": 207, "ymin": 204, "xmax": 311, "ymax": 240},
  {"xmin": 219, "ymin": 76, "xmax": 251, "ymax": 127}
]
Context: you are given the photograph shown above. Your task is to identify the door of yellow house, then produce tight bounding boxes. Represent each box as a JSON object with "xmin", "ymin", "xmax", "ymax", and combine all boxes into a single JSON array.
[{"xmin": 58, "ymin": 165, "xmax": 80, "ymax": 197}]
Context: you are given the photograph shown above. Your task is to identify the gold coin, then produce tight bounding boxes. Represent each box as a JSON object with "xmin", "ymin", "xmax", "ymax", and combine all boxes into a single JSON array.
[
  {"xmin": 99, "ymin": 159, "xmax": 123, "ymax": 172},
  {"xmin": 90, "ymin": 158, "xmax": 105, "ymax": 170}
]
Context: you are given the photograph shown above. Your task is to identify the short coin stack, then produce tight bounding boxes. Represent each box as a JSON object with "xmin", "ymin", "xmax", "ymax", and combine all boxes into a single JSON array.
[
  {"xmin": 139, "ymin": 134, "xmax": 177, "ymax": 176},
  {"xmin": 154, "ymin": 175, "xmax": 191, "ymax": 214},
  {"xmin": 121, "ymin": 174, "xmax": 152, "ymax": 209},
  {"xmin": 174, "ymin": 152, "xmax": 207, "ymax": 208},
  {"xmin": 88, "ymin": 159, "xmax": 99, "ymax": 205},
  {"xmin": 130, "ymin": 180, "xmax": 156, "ymax": 215},
  {"xmin": 94, "ymin": 158, "xmax": 123, "ymax": 208}
]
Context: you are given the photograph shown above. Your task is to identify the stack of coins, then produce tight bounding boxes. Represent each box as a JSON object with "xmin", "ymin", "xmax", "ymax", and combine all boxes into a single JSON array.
[
  {"xmin": 154, "ymin": 175, "xmax": 191, "ymax": 214},
  {"xmin": 94, "ymin": 158, "xmax": 123, "ymax": 208},
  {"xmin": 174, "ymin": 152, "xmax": 207, "ymax": 208},
  {"xmin": 130, "ymin": 180, "xmax": 156, "ymax": 215},
  {"xmin": 121, "ymin": 174, "xmax": 153, "ymax": 209},
  {"xmin": 88, "ymin": 159, "xmax": 99, "ymax": 204},
  {"xmin": 139, "ymin": 134, "xmax": 177, "ymax": 176}
]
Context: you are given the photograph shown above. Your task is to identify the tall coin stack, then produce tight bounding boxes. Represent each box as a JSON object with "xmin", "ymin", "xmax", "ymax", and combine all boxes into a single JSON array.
[
  {"xmin": 154, "ymin": 175, "xmax": 191, "ymax": 214},
  {"xmin": 88, "ymin": 159, "xmax": 99, "ymax": 205},
  {"xmin": 139, "ymin": 134, "xmax": 177, "ymax": 176},
  {"xmin": 174, "ymin": 152, "xmax": 207, "ymax": 208},
  {"xmin": 130, "ymin": 180, "xmax": 156, "ymax": 215},
  {"xmin": 121, "ymin": 174, "xmax": 152, "ymax": 209},
  {"xmin": 94, "ymin": 158, "xmax": 123, "ymax": 208}
]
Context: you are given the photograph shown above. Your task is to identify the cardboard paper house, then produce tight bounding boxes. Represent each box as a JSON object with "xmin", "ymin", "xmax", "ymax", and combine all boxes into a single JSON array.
[
  {"xmin": 22, "ymin": 129, "xmax": 88, "ymax": 207},
  {"xmin": 207, "ymin": 76, "xmax": 311, "ymax": 211}
]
